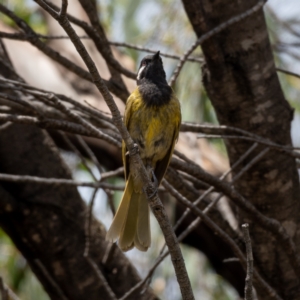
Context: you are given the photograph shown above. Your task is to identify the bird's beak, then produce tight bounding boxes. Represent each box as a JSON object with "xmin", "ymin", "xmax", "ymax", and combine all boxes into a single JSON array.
[{"xmin": 153, "ymin": 51, "xmax": 160, "ymax": 60}]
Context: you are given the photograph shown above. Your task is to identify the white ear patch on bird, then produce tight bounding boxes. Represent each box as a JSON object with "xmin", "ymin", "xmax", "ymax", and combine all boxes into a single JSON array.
[{"xmin": 137, "ymin": 65, "xmax": 146, "ymax": 80}]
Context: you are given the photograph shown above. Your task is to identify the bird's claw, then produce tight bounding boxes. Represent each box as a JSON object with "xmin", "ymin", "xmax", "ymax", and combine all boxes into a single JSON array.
[
  {"xmin": 125, "ymin": 143, "xmax": 139, "ymax": 156},
  {"xmin": 151, "ymin": 170, "xmax": 158, "ymax": 189},
  {"xmin": 146, "ymin": 170, "xmax": 158, "ymax": 199},
  {"xmin": 142, "ymin": 170, "xmax": 158, "ymax": 199}
]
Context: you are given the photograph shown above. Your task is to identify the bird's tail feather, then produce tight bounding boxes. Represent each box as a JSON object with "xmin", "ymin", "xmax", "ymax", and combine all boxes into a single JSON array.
[
  {"xmin": 106, "ymin": 175, "xmax": 151, "ymax": 252},
  {"xmin": 118, "ymin": 190, "xmax": 139, "ymax": 251},
  {"xmin": 106, "ymin": 176, "xmax": 134, "ymax": 243},
  {"xmin": 135, "ymin": 194, "xmax": 151, "ymax": 250}
]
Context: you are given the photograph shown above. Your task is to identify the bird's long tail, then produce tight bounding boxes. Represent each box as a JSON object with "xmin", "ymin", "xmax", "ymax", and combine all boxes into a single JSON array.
[{"xmin": 106, "ymin": 175, "xmax": 151, "ymax": 251}]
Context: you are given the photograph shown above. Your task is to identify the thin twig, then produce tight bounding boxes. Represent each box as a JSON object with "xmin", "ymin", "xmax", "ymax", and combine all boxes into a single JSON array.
[
  {"xmin": 0, "ymin": 4, "xmax": 92, "ymax": 82},
  {"xmin": 0, "ymin": 122, "xmax": 12, "ymax": 132},
  {"xmin": 34, "ymin": 259, "xmax": 69, "ymax": 300},
  {"xmin": 0, "ymin": 30, "xmax": 204, "ymax": 63},
  {"xmin": 181, "ymin": 122, "xmax": 300, "ymax": 158},
  {"xmin": 77, "ymin": 0, "xmax": 135, "ymax": 81},
  {"xmin": 197, "ymin": 133, "xmax": 300, "ymax": 156},
  {"xmin": 61, "ymin": 134, "xmax": 118, "ymax": 260},
  {"xmin": 109, "ymin": 41, "xmax": 203, "ymax": 63},
  {"xmin": 0, "ymin": 277, "xmax": 8, "ymax": 300},
  {"xmin": 46, "ymin": 93, "xmax": 121, "ymax": 147},
  {"xmin": 175, "ymin": 147, "xmax": 269, "ymax": 241},
  {"xmin": 169, "ymin": 0, "xmax": 266, "ymax": 85},
  {"xmin": 223, "ymin": 258, "xmax": 239, "ymax": 263},
  {"xmin": 118, "ymin": 254, "xmax": 165, "ymax": 300},
  {"xmin": 163, "ymin": 180, "xmax": 282, "ymax": 300},
  {"xmin": 0, "ymin": 172, "xmax": 123, "ymax": 189},
  {"xmin": 0, "ymin": 4, "xmax": 128, "ymax": 101},
  {"xmin": 75, "ymin": 135, "xmax": 103, "ymax": 174},
  {"xmin": 242, "ymin": 224, "xmax": 254, "ymax": 300},
  {"xmin": 75, "ymin": 134, "xmax": 117, "ymax": 215},
  {"xmin": 267, "ymin": 6, "xmax": 300, "ymax": 39},
  {"xmin": 133, "ymin": 145, "xmax": 266, "ymax": 294},
  {"xmin": 0, "ymin": 77, "xmax": 118, "ymax": 131},
  {"xmin": 0, "ymin": 112, "xmax": 116, "ymax": 140},
  {"xmin": 5, "ymin": 29, "xmax": 300, "ymax": 79},
  {"xmin": 86, "ymin": 257, "xmax": 117, "ymax": 300},
  {"xmin": 2, "ymin": 76, "xmax": 300, "ymax": 157},
  {"xmin": 84, "ymin": 188, "xmax": 99, "ymax": 258},
  {"xmin": 171, "ymin": 156, "xmax": 300, "ymax": 279},
  {"xmin": 121, "ymin": 177, "xmax": 282, "ymax": 300},
  {"xmin": 173, "ymin": 143, "xmax": 259, "ymax": 232},
  {"xmin": 276, "ymin": 67, "xmax": 300, "ymax": 79},
  {"xmin": 60, "ymin": 133, "xmax": 98, "ymax": 180}
]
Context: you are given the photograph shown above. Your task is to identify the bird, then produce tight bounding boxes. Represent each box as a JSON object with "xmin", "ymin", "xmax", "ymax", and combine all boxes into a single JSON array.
[{"xmin": 106, "ymin": 51, "xmax": 181, "ymax": 252}]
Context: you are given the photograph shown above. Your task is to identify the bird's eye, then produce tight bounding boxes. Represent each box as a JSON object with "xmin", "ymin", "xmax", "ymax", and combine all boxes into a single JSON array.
[{"xmin": 141, "ymin": 59, "xmax": 151, "ymax": 67}]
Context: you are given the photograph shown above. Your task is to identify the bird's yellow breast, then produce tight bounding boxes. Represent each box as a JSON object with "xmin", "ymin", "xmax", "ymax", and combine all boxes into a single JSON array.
[{"xmin": 125, "ymin": 88, "xmax": 181, "ymax": 167}]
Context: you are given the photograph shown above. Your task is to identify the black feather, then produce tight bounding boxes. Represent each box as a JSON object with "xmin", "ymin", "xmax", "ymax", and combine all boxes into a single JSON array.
[{"xmin": 137, "ymin": 52, "xmax": 172, "ymax": 107}]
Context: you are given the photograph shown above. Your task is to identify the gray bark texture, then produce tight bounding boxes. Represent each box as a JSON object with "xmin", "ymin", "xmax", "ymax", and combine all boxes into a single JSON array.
[{"xmin": 181, "ymin": 0, "xmax": 300, "ymax": 299}]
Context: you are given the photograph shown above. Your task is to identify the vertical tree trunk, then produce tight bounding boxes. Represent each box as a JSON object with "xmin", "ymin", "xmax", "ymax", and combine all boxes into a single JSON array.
[{"xmin": 181, "ymin": 0, "xmax": 300, "ymax": 299}]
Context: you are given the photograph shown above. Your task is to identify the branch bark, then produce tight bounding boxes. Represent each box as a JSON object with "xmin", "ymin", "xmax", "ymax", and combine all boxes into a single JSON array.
[
  {"xmin": 0, "ymin": 40, "xmax": 157, "ymax": 300},
  {"xmin": 181, "ymin": 0, "xmax": 300, "ymax": 298},
  {"xmin": 32, "ymin": 1, "xmax": 195, "ymax": 298}
]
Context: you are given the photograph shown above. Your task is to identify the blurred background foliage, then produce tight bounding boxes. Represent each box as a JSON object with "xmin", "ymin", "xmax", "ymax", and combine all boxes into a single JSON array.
[{"xmin": 1, "ymin": 0, "xmax": 300, "ymax": 299}]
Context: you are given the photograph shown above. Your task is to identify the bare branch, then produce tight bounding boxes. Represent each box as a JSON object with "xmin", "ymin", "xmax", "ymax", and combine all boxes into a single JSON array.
[
  {"xmin": 86, "ymin": 257, "xmax": 117, "ymax": 300},
  {"xmin": 33, "ymin": 1, "xmax": 195, "ymax": 298},
  {"xmin": 124, "ymin": 145, "xmax": 267, "ymax": 299},
  {"xmin": 0, "ymin": 31, "xmax": 203, "ymax": 62},
  {"xmin": 0, "ymin": 277, "xmax": 8, "ymax": 300},
  {"xmin": 163, "ymin": 180, "xmax": 282, "ymax": 300},
  {"xmin": 45, "ymin": 93, "xmax": 121, "ymax": 147},
  {"xmin": 169, "ymin": 0, "xmax": 266, "ymax": 85},
  {"xmin": 34, "ymin": 259, "xmax": 69, "ymax": 300},
  {"xmin": 0, "ymin": 172, "xmax": 123, "ymax": 190},
  {"xmin": 0, "ymin": 4, "xmax": 128, "ymax": 101},
  {"xmin": 171, "ymin": 157, "xmax": 300, "ymax": 279},
  {"xmin": 109, "ymin": 41, "xmax": 203, "ymax": 63},
  {"xmin": 181, "ymin": 123, "xmax": 300, "ymax": 159},
  {"xmin": 176, "ymin": 145, "xmax": 266, "ymax": 240},
  {"xmin": 0, "ymin": 77, "xmax": 117, "ymax": 130},
  {"xmin": 77, "ymin": 0, "xmax": 135, "ymax": 81},
  {"xmin": 2, "ymin": 30, "xmax": 299, "ymax": 80},
  {"xmin": 242, "ymin": 224, "xmax": 254, "ymax": 300},
  {"xmin": 0, "ymin": 113, "xmax": 107, "ymax": 138},
  {"xmin": 276, "ymin": 67, "xmax": 300, "ymax": 79},
  {"xmin": 74, "ymin": 135, "xmax": 117, "ymax": 214},
  {"xmin": 0, "ymin": 277, "xmax": 20, "ymax": 300},
  {"xmin": 84, "ymin": 188, "xmax": 99, "ymax": 258}
]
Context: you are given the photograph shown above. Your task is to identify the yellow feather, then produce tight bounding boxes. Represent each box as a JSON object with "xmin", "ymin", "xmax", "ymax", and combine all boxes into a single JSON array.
[
  {"xmin": 136, "ymin": 194, "xmax": 151, "ymax": 249},
  {"xmin": 106, "ymin": 176, "xmax": 134, "ymax": 243},
  {"xmin": 118, "ymin": 190, "xmax": 139, "ymax": 251}
]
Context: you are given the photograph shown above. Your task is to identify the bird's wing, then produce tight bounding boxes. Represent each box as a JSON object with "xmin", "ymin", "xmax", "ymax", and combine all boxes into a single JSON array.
[
  {"xmin": 122, "ymin": 89, "xmax": 139, "ymax": 180},
  {"xmin": 154, "ymin": 99, "xmax": 181, "ymax": 185},
  {"xmin": 154, "ymin": 128, "xmax": 177, "ymax": 185}
]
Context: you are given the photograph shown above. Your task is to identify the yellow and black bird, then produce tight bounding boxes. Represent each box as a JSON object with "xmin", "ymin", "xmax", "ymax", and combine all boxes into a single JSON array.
[{"xmin": 106, "ymin": 51, "xmax": 181, "ymax": 251}]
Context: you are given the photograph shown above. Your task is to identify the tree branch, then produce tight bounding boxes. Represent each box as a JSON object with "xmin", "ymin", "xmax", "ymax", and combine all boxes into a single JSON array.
[
  {"xmin": 33, "ymin": 1, "xmax": 195, "ymax": 298},
  {"xmin": 242, "ymin": 224, "xmax": 254, "ymax": 300}
]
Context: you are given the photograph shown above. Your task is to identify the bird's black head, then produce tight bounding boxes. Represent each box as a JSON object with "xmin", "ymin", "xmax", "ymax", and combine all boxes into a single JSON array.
[
  {"xmin": 137, "ymin": 51, "xmax": 167, "ymax": 85},
  {"xmin": 136, "ymin": 51, "xmax": 172, "ymax": 107}
]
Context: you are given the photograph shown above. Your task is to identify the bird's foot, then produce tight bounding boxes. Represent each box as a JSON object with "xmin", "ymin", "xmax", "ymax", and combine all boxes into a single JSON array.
[
  {"xmin": 125, "ymin": 143, "xmax": 139, "ymax": 156},
  {"xmin": 151, "ymin": 170, "xmax": 158, "ymax": 189},
  {"xmin": 145, "ymin": 187, "xmax": 157, "ymax": 199},
  {"xmin": 144, "ymin": 170, "xmax": 158, "ymax": 199}
]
